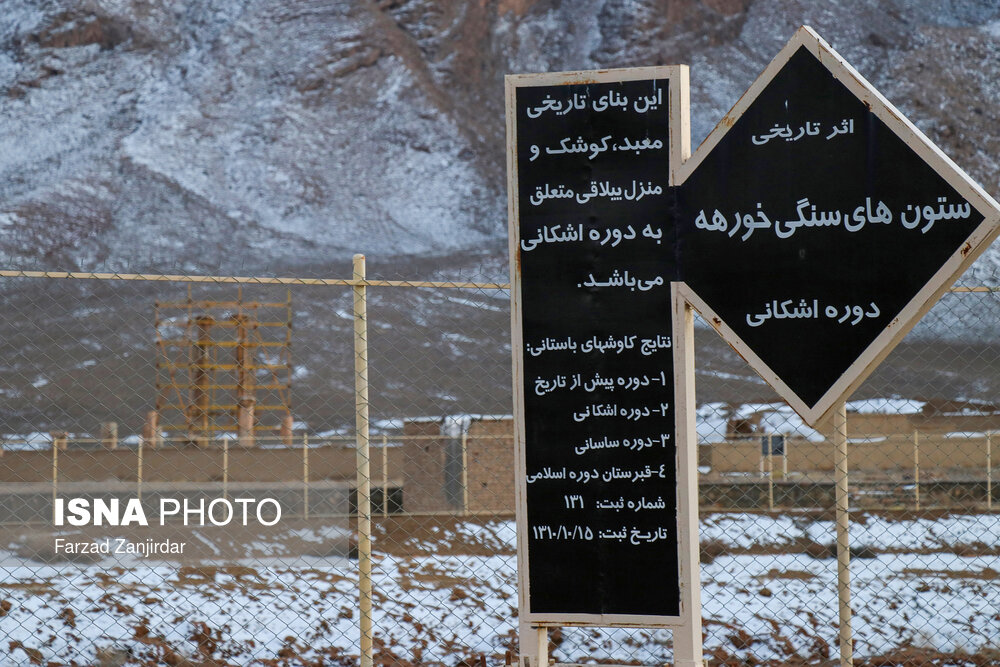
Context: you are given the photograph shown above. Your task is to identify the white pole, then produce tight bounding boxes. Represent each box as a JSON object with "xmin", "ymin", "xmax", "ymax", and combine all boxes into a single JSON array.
[
  {"xmin": 535, "ymin": 627, "xmax": 548, "ymax": 667},
  {"xmin": 222, "ymin": 438, "xmax": 229, "ymax": 502},
  {"xmin": 834, "ymin": 403, "xmax": 854, "ymax": 667},
  {"xmin": 353, "ymin": 254, "xmax": 374, "ymax": 667},
  {"xmin": 987, "ymin": 431, "xmax": 992, "ymax": 511},
  {"xmin": 461, "ymin": 430, "xmax": 470, "ymax": 515},
  {"xmin": 518, "ymin": 618, "xmax": 537, "ymax": 667},
  {"xmin": 673, "ymin": 289, "xmax": 704, "ymax": 667},
  {"xmin": 303, "ymin": 434, "xmax": 309, "ymax": 519},
  {"xmin": 382, "ymin": 434, "xmax": 388, "ymax": 518},
  {"xmin": 767, "ymin": 434, "xmax": 774, "ymax": 512},
  {"xmin": 759, "ymin": 436, "xmax": 765, "ymax": 476},
  {"xmin": 137, "ymin": 436, "xmax": 143, "ymax": 502},
  {"xmin": 913, "ymin": 429, "xmax": 920, "ymax": 511},
  {"xmin": 52, "ymin": 438, "xmax": 58, "ymax": 523}
]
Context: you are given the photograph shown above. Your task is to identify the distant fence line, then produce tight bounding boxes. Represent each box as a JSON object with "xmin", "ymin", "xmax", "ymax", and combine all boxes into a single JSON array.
[{"xmin": 2, "ymin": 429, "xmax": 995, "ymax": 523}]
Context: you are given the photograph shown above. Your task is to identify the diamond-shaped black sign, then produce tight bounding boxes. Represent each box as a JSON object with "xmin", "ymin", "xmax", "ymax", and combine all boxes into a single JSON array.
[{"xmin": 675, "ymin": 28, "xmax": 1000, "ymax": 425}]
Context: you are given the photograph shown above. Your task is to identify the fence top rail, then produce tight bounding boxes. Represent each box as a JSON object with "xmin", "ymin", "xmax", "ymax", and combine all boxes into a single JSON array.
[
  {"xmin": 0, "ymin": 269, "xmax": 510, "ymax": 290},
  {"xmin": 2, "ymin": 269, "xmax": 996, "ymax": 293}
]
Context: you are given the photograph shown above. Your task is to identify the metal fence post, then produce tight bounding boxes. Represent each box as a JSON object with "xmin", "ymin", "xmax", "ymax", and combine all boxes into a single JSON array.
[
  {"xmin": 913, "ymin": 429, "xmax": 920, "ymax": 511},
  {"xmin": 382, "ymin": 434, "xmax": 388, "ymax": 518},
  {"xmin": 461, "ymin": 430, "xmax": 470, "ymax": 515},
  {"xmin": 51, "ymin": 437, "xmax": 58, "ymax": 523},
  {"xmin": 759, "ymin": 438, "xmax": 765, "ymax": 476},
  {"xmin": 766, "ymin": 434, "xmax": 774, "ymax": 512},
  {"xmin": 988, "ymin": 431, "xmax": 993, "ymax": 511},
  {"xmin": 834, "ymin": 403, "xmax": 853, "ymax": 667},
  {"xmin": 223, "ymin": 438, "xmax": 229, "ymax": 502},
  {"xmin": 137, "ymin": 436, "xmax": 143, "ymax": 501},
  {"xmin": 353, "ymin": 253, "xmax": 374, "ymax": 667},
  {"xmin": 303, "ymin": 434, "xmax": 310, "ymax": 519},
  {"xmin": 101, "ymin": 421, "xmax": 118, "ymax": 450}
]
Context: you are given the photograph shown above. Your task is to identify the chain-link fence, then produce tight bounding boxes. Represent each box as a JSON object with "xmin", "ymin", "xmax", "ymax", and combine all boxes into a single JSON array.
[{"xmin": 0, "ymin": 262, "xmax": 998, "ymax": 666}]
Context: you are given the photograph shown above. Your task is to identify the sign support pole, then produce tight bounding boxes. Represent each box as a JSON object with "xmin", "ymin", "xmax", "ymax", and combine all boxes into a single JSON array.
[
  {"xmin": 517, "ymin": 619, "xmax": 537, "ymax": 667},
  {"xmin": 535, "ymin": 626, "xmax": 548, "ymax": 667},
  {"xmin": 833, "ymin": 402, "xmax": 853, "ymax": 667},
  {"xmin": 673, "ymin": 293, "xmax": 703, "ymax": 667}
]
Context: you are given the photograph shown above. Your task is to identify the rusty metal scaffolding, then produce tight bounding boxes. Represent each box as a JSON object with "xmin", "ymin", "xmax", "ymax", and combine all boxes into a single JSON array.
[{"xmin": 154, "ymin": 286, "xmax": 293, "ymax": 446}]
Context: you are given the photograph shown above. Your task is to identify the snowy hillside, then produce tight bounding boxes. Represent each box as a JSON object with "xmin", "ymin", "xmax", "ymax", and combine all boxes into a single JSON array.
[
  {"xmin": 1, "ymin": 2, "xmax": 1000, "ymax": 433},
  {"xmin": 1, "ymin": 0, "xmax": 999, "ymax": 277}
]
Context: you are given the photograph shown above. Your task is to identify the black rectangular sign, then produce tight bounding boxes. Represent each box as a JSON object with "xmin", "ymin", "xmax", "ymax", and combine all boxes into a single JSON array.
[{"xmin": 510, "ymin": 74, "xmax": 680, "ymax": 618}]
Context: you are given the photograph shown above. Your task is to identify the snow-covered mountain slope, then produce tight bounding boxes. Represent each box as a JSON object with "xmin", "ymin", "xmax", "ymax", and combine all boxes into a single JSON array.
[
  {"xmin": 1, "ymin": 2, "xmax": 1000, "ymax": 434},
  {"xmin": 1, "ymin": 0, "xmax": 999, "ymax": 277}
]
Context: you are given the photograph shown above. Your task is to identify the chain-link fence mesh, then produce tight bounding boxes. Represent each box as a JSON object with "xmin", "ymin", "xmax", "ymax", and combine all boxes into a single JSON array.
[{"xmin": 0, "ymin": 265, "xmax": 998, "ymax": 666}]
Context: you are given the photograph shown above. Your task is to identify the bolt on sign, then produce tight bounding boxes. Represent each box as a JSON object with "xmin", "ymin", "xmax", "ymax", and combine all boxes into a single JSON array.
[{"xmin": 505, "ymin": 22, "xmax": 1000, "ymax": 652}]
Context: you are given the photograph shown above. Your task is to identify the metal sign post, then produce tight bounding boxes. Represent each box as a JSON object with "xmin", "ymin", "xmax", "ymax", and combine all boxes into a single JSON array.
[{"xmin": 833, "ymin": 402, "xmax": 853, "ymax": 666}]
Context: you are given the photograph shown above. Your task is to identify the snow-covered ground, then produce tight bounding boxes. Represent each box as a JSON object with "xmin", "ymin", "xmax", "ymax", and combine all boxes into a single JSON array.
[{"xmin": 2, "ymin": 513, "xmax": 998, "ymax": 665}]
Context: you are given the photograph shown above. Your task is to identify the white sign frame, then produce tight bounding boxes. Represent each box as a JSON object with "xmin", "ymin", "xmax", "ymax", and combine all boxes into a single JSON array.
[
  {"xmin": 505, "ymin": 66, "xmax": 702, "ymax": 638},
  {"xmin": 504, "ymin": 24, "xmax": 1000, "ymax": 667}
]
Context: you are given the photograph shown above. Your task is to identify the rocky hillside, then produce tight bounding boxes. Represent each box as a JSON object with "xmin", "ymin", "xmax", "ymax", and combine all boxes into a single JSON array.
[
  {"xmin": 2, "ymin": 1, "xmax": 1000, "ymax": 435},
  {"xmin": 1, "ymin": 0, "xmax": 999, "ymax": 278}
]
